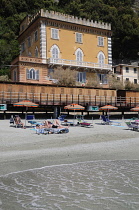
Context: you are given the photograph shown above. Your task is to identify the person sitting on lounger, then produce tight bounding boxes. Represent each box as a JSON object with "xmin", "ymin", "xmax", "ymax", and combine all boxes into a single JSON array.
[
  {"xmin": 14, "ymin": 116, "xmax": 25, "ymax": 129},
  {"xmin": 37, "ymin": 119, "xmax": 69, "ymax": 129}
]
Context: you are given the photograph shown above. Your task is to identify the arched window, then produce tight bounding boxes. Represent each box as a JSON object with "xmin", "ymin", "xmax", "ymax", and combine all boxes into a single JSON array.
[
  {"xmin": 50, "ymin": 45, "xmax": 60, "ymax": 62},
  {"xmin": 30, "ymin": 68, "xmax": 35, "ymax": 79},
  {"xmin": 35, "ymin": 47, "xmax": 38, "ymax": 57},
  {"xmin": 26, "ymin": 68, "xmax": 39, "ymax": 80},
  {"xmin": 75, "ymin": 48, "xmax": 83, "ymax": 62},
  {"xmin": 98, "ymin": 51, "xmax": 105, "ymax": 64},
  {"xmin": 75, "ymin": 48, "xmax": 84, "ymax": 66}
]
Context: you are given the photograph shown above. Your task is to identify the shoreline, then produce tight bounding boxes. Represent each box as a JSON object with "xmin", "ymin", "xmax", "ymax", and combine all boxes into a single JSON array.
[{"xmin": 0, "ymin": 119, "xmax": 139, "ymax": 176}]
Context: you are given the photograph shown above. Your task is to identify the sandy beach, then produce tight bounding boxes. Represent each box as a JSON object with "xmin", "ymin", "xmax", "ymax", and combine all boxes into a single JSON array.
[{"xmin": 0, "ymin": 118, "xmax": 139, "ymax": 176}]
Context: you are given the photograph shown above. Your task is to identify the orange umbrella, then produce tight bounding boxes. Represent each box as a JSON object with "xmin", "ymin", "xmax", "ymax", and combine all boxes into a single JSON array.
[
  {"xmin": 64, "ymin": 103, "xmax": 85, "ymax": 111},
  {"xmin": 64, "ymin": 104, "xmax": 85, "ymax": 122},
  {"xmin": 13, "ymin": 100, "xmax": 39, "ymax": 126},
  {"xmin": 130, "ymin": 106, "xmax": 139, "ymax": 112},
  {"xmin": 13, "ymin": 100, "xmax": 39, "ymax": 107},
  {"xmin": 99, "ymin": 105, "xmax": 118, "ymax": 119},
  {"xmin": 130, "ymin": 106, "xmax": 139, "ymax": 118},
  {"xmin": 99, "ymin": 105, "xmax": 118, "ymax": 111}
]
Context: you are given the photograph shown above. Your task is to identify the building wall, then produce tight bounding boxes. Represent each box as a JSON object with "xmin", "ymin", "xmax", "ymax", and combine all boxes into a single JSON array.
[
  {"xmin": 12, "ymin": 10, "xmax": 112, "ymax": 85},
  {"xmin": 46, "ymin": 22, "xmax": 109, "ymax": 64},
  {"xmin": 0, "ymin": 82, "xmax": 116, "ymax": 97},
  {"xmin": 113, "ymin": 64, "xmax": 139, "ymax": 84}
]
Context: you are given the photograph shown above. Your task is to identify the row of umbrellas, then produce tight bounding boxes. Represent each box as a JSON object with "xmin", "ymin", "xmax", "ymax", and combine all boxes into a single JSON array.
[
  {"xmin": 13, "ymin": 100, "xmax": 139, "ymax": 112},
  {"xmin": 13, "ymin": 100, "xmax": 139, "ymax": 124}
]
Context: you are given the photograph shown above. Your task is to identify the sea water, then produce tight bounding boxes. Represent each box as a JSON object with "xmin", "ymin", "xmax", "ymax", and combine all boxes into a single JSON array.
[{"xmin": 0, "ymin": 160, "xmax": 139, "ymax": 210}]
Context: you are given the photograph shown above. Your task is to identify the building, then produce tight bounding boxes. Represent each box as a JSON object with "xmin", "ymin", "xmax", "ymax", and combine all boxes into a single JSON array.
[
  {"xmin": 113, "ymin": 63, "xmax": 139, "ymax": 85},
  {"xmin": 11, "ymin": 9, "xmax": 112, "ymax": 86}
]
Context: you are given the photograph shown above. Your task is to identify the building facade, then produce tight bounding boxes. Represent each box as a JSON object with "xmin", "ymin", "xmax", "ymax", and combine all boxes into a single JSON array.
[
  {"xmin": 113, "ymin": 63, "xmax": 139, "ymax": 85},
  {"xmin": 11, "ymin": 9, "xmax": 112, "ymax": 86}
]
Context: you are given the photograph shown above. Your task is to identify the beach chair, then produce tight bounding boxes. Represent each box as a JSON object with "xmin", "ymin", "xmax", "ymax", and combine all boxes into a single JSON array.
[
  {"xmin": 36, "ymin": 127, "xmax": 69, "ymax": 135},
  {"xmin": 79, "ymin": 122, "xmax": 94, "ymax": 128},
  {"xmin": 101, "ymin": 115, "xmax": 121, "ymax": 126},
  {"xmin": 125, "ymin": 122, "xmax": 139, "ymax": 131},
  {"xmin": 26, "ymin": 115, "xmax": 35, "ymax": 121},
  {"xmin": 58, "ymin": 115, "xmax": 67, "ymax": 122},
  {"xmin": 9, "ymin": 115, "xmax": 14, "ymax": 126}
]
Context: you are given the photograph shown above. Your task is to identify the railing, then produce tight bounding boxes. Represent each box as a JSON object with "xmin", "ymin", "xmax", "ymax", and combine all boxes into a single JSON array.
[
  {"xmin": 0, "ymin": 91, "xmax": 139, "ymax": 108},
  {"xmin": 47, "ymin": 58, "xmax": 112, "ymax": 71}
]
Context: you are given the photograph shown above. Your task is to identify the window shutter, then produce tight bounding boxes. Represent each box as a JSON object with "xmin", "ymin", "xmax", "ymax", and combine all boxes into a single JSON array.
[
  {"xmin": 36, "ymin": 70, "xmax": 39, "ymax": 80},
  {"xmin": 83, "ymin": 72, "xmax": 86, "ymax": 82},
  {"xmin": 26, "ymin": 69, "xmax": 30, "ymax": 79}
]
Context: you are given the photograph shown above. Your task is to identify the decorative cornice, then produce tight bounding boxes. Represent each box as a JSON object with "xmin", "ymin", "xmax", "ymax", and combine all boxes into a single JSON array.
[{"xmin": 20, "ymin": 9, "xmax": 111, "ymax": 35}]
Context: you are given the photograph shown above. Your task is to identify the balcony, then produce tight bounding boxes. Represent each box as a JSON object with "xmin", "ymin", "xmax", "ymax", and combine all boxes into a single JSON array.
[
  {"xmin": 47, "ymin": 58, "xmax": 112, "ymax": 71},
  {"xmin": 11, "ymin": 56, "xmax": 112, "ymax": 72}
]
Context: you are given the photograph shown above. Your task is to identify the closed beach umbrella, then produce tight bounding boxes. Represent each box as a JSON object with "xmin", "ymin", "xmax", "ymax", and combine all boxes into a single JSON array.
[
  {"xmin": 99, "ymin": 105, "xmax": 118, "ymax": 119},
  {"xmin": 13, "ymin": 100, "xmax": 39, "ymax": 126}
]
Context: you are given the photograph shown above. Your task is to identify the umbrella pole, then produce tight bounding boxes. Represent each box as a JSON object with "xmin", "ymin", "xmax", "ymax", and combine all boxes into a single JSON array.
[
  {"xmin": 73, "ymin": 109, "xmax": 75, "ymax": 125},
  {"xmin": 25, "ymin": 107, "xmax": 28, "ymax": 127}
]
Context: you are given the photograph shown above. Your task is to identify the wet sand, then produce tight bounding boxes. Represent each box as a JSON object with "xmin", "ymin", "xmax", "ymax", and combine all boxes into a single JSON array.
[{"xmin": 0, "ymin": 119, "xmax": 139, "ymax": 176}]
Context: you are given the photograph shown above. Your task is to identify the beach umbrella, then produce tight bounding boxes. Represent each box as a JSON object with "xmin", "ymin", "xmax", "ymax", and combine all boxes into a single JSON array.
[
  {"xmin": 99, "ymin": 105, "xmax": 118, "ymax": 119},
  {"xmin": 64, "ymin": 103, "xmax": 85, "ymax": 111},
  {"xmin": 13, "ymin": 100, "xmax": 39, "ymax": 126},
  {"xmin": 130, "ymin": 106, "xmax": 139, "ymax": 118},
  {"xmin": 64, "ymin": 103, "xmax": 85, "ymax": 123}
]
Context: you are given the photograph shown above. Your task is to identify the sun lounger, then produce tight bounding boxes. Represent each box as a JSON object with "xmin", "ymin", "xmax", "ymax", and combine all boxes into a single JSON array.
[
  {"xmin": 101, "ymin": 115, "xmax": 121, "ymax": 125},
  {"xmin": 79, "ymin": 122, "xmax": 94, "ymax": 128},
  {"xmin": 28, "ymin": 120, "xmax": 42, "ymax": 127},
  {"xmin": 58, "ymin": 115, "xmax": 67, "ymax": 122},
  {"xmin": 125, "ymin": 122, "xmax": 139, "ymax": 131},
  {"xmin": 35, "ymin": 127, "xmax": 69, "ymax": 135}
]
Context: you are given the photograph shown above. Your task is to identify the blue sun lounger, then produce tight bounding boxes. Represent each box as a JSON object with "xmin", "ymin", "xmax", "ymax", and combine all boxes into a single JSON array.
[
  {"xmin": 101, "ymin": 115, "xmax": 121, "ymax": 126},
  {"xmin": 35, "ymin": 127, "xmax": 69, "ymax": 135}
]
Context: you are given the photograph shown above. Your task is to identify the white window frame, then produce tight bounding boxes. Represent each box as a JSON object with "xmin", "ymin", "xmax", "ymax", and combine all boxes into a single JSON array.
[
  {"xmin": 50, "ymin": 45, "xmax": 60, "ymax": 62},
  {"xmin": 51, "ymin": 28, "xmax": 59, "ymax": 40},
  {"xmin": 26, "ymin": 68, "xmax": 39, "ymax": 80},
  {"xmin": 75, "ymin": 48, "xmax": 84, "ymax": 65},
  {"xmin": 134, "ymin": 68, "xmax": 137, "ymax": 74},
  {"xmin": 98, "ymin": 51, "xmax": 105, "ymax": 64},
  {"xmin": 126, "ymin": 67, "xmax": 129, "ymax": 73},
  {"xmin": 77, "ymin": 72, "xmax": 86, "ymax": 83},
  {"xmin": 48, "ymin": 68, "xmax": 54, "ymax": 79},
  {"xmin": 134, "ymin": 79, "xmax": 137, "ymax": 84},
  {"xmin": 98, "ymin": 73, "xmax": 107, "ymax": 84},
  {"xmin": 98, "ymin": 36, "xmax": 104, "ymax": 46},
  {"xmin": 76, "ymin": 32, "xmax": 82, "ymax": 43}
]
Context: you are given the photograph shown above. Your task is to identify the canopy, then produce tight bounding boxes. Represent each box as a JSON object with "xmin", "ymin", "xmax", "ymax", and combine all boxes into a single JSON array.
[
  {"xmin": 130, "ymin": 106, "xmax": 139, "ymax": 112},
  {"xmin": 64, "ymin": 103, "xmax": 85, "ymax": 111},
  {"xmin": 13, "ymin": 100, "xmax": 39, "ymax": 127},
  {"xmin": 99, "ymin": 105, "xmax": 118, "ymax": 111},
  {"xmin": 13, "ymin": 100, "xmax": 39, "ymax": 107},
  {"xmin": 99, "ymin": 105, "xmax": 118, "ymax": 120},
  {"xmin": 130, "ymin": 106, "xmax": 139, "ymax": 118}
]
